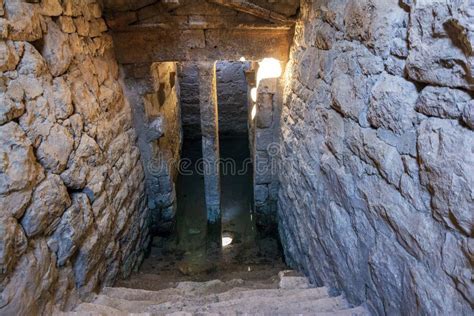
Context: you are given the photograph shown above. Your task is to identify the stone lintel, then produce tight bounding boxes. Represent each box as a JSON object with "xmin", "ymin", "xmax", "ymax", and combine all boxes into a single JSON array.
[{"xmin": 112, "ymin": 28, "xmax": 292, "ymax": 63}]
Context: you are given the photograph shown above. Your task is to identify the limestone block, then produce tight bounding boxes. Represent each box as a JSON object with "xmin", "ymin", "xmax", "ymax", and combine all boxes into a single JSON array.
[
  {"xmin": 462, "ymin": 100, "xmax": 474, "ymax": 130},
  {"xmin": 74, "ymin": 17, "xmax": 90, "ymax": 37},
  {"xmin": 39, "ymin": 0, "xmax": 62, "ymax": 16},
  {"xmin": 107, "ymin": 133, "xmax": 130, "ymax": 166},
  {"xmin": 406, "ymin": 1, "xmax": 473, "ymax": 90},
  {"xmin": 88, "ymin": 18, "xmax": 107, "ymax": 38},
  {"xmin": 368, "ymin": 73, "xmax": 418, "ymax": 135},
  {"xmin": 315, "ymin": 22, "xmax": 335, "ymax": 50},
  {"xmin": 343, "ymin": 0, "xmax": 406, "ymax": 56},
  {"xmin": 441, "ymin": 232, "xmax": 473, "ymax": 303},
  {"xmin": 17, "ymin": 42, "xmax": 48, "ymax": 77},
  {"xmin": 145, "ymin": 116, "xmax": 164, "ymax": 142},
  {"xmin": 58, "ymin": 16, "xmax": 75, "ymax": 33},
  {"xmin": 384, "ymin": 55, "xmax": 406, "ymax": 77},
  {"xmin": 51, "ymin": 77, "xmax": 73, "ymax": 120},
  {"xmin": 0, "ymin": 122, "xmax": 43, "ymax": 218},
  {"xmin": 0, "ymin": 40, "xmax": 19, "ymax": 72},
  {"xmin": 255, "ymin": 128, "xmax": 273, "ymax": 151},
  {"xmin": 418, "ymin": 118, "xmax": 474, "ymax": 236},
  {"xmin": 256, "ymin": 93, "xmax": 273, "ymax": 128},
  {"xmin": 36, "ymin": 123, "xmax": 74, "ymax": 173},
  {"xmin": 255, "ymin": 150, "xmax": 273, "ymax": 184},
  {"xmin": 331, "ymin": 73, "xmax": 371, "ymax": 123},
  {"xmin": 21, "ymin": 174, "xmax": 71, "ymax": 237},
  {"xmin": 6, "ymin": 78, "xmax": 24, "ymax": 102},
  {"xmin": 0, "ymin": 93, "xmax": 24, "ymax": 124},
  {"xmin": 255, "ymin": 184, "xmax": 269, "ymax": 204},
  {"xmin": 62, "ymin": 0, "xmax": 82, "ymax": 17},
  {"xmin": 48, "ymin": 193, "xmax": 93, "ymax": 266},
  {"xmin": 88, "ymin": 3, "xmax": 102, "ymax": 19},
  {"xmin": 17, "ymin": 76, "xmax": 43, "ymax": 100},
  {"xmin": 415, "ymin": 86, "xmax": 471, "ymax": 119},
  {"xmin": 4, "ymin": 0, "xmax": 42, "ymax": 41},
  {"xmin": 0, "ymin": 217, "xmax": 27, "ymax": 280},
  {"xmin": 69, "ymin": 72, "xmax": 101, "ymax": 124},
  {"xmin": 19, "ymin": 97, "xmax": 55, "ymax": 148},
  {"xmin": 42, "ymin": 19, "xmax": 72, "ymax": 76},
  {"xmin": 347, "ymin": 123, "xmax": 404, "ymax": 187},
  {"xmin": 0, "ymin": 241, "xmax": 58, "ymax": 315},
  {"xmin": 0, "ymin": 18, "xmax": 8, "ymax": 39},
  {"xmin": 376, "ymin": 128, "xmax": 416, "ymax": 157}
]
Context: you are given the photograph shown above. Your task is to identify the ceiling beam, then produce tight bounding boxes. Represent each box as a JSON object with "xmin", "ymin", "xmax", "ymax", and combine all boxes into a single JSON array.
[{"xmin": 206, "ymin": 0, "xmax": 295, "ymax": 25}]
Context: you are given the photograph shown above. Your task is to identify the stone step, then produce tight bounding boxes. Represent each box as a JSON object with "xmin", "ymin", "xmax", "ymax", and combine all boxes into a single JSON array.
[
  {"xmin": 91, "ymin": 288, "xmax": 338, "ymax": 314},
  {"xmin": 103, "ymin": 285, "xmax": 329, "ymax": 303},
  {"xmin": 278, "ymin": 270, "xmax": 312, "ymax": 289},
  {"xmin": 189, "ymin": 295, "xmax": 349, "ymax": 315},
  {"xmin": 58, "ymin": 271, "xmax": 369, "ymax": 316},
  {"xmin": 313, "ymin": 306, "xmax": 371, "ymax": 316}
]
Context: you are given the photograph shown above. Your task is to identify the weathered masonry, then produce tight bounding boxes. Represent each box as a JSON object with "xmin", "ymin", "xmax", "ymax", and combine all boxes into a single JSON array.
[
  {"xmin": 104, "ymin": 0, "xmax": 296, "ymax": 240},
  {"xmin": 0, "ymin": 0, "xmax": 472, "ymax": 315}
]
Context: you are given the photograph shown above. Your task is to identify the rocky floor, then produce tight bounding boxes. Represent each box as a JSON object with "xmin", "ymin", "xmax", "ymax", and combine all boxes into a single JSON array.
[{"xmin": 58, "ymin": 271, "xmax": 369, "ymax": 315}]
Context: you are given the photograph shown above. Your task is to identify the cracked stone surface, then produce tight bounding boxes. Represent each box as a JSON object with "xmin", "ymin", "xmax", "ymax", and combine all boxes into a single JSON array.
[
  {"xmin": 278, "ymin": 1, "xmax": 473, "ymax": 315},
  {"xmin": 0, "ymin": 1, "xmax": 149, "ymax": 314}
]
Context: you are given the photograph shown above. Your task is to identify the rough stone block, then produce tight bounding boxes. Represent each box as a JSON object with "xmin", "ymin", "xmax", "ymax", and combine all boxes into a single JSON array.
[
  {"xmin": 0, "ymin": 217, "xmax": 27, "ymax": 280},
  {"xmin": 255, "ymin": 128, "xmax": 274, "ymax": 151},
  {"xmin": 41, "ymin": 21, "xmax": 73, "ymax": 76},
  {"xmin": 48, "ymin": 193, "xmax": 93, "ymax": 266},
  {"xmin": 418, "ymin": 118, "xmax": 474, "ymax": 236},
  {"xmin": 368, "ymin": 73, "xmax": 418, "ymax": 134},
  {"xmin": 4, "ymin": 0, "xmax": 42, "ymax": 41},
  {"xmin": 21, "ymin": 174, "xmax": 71, "ymax": 237},
  {"xmin": 256, "ymin": 93, "xmax": 273, "ymax": 128},
  {"xmin": 254, "ymin": 184, "xmax": 269, "ymax": 204},
  {"xmin": 0, "ymin": 122, "xmax": 43, "ymax": 218},
  {"xmin": 415, "ymin": 86, "xmax": 471, "ymax": 119},
  {"xmin": 462, "ymin": 100, "xmax": 474, "ymax": 130}
]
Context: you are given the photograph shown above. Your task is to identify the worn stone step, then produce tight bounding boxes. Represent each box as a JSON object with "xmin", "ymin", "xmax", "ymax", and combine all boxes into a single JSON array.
[
  {"xmin": 62, "ymin": 302, "xmax": 148, "ymax": 316},
  {"xmin": 102, "ymin": 278, "xmax": 249, "ymax": 302},
  {"xmin": 103, "ymin": 284, "xmax": 329, "ymax": 304},
  {"xmin": 313, "ymin": 306, "xmax": 371, "ymax": 316},
  {"xmin": 88, "ymin": 287, "xmax": 332, "ymax": 314},
  {"xmin": 278, "ymin": 270, "xmax": 312, "ymax": 289},
  {"xmin": 101, "ymin": 285, "xmax": 277, "ymax": 302},
  {"xmin": 190, "ymin": 295, "xmax": 349, "ymax": 315}
]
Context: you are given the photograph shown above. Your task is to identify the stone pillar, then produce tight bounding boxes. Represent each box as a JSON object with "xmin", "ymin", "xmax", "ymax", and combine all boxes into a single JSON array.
[
  {"xmin": 253, "ymin": 77, "xmax": 280, "ymax": 235},
  {"xmin": 197, "ymin": 61, "xmax": 221, "ymax": 248}
]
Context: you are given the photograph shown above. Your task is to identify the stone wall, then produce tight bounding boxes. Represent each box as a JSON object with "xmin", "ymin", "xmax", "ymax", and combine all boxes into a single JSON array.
[
  {"xmin": 279, "ymin": 0, "xmax": 473, "ymax": 315},
  {"xmin": 122, "ymin": 61, "xmax": 182, "ymax": 235},
  {"xmin": 0, "ymin": 0, "xmax": 149, "ymax": 314}
]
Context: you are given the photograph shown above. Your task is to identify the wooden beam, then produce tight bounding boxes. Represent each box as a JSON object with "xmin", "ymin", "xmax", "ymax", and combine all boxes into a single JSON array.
[{"xmin": 206, "ymin": 0, "xmax": 295, "ymax": 25}]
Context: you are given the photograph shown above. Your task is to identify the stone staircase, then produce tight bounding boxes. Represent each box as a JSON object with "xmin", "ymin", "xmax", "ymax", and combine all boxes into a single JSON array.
[{"xmin": 57, "ymin": 271, "xmax": 369, "ymax": 315}]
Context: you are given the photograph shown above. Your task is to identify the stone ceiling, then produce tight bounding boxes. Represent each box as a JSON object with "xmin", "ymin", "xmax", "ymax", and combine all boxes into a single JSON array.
[{"xmin": 105, "ymin": 0, "xmax": 299, "ymax": 63}]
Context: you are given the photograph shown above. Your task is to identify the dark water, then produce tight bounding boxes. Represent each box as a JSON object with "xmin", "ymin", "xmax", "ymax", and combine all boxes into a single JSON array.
[{"xmin": 175, "ymin": 137, "xmax": 256, "ymax": 259}]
